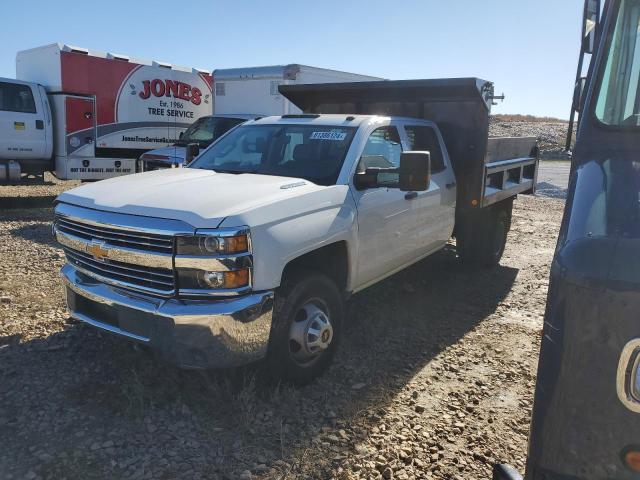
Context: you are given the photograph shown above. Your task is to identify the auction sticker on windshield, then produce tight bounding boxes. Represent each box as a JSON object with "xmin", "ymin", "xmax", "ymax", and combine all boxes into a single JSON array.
[{"xmin": 310, "ymin": 131, "xmax": 347, "ymax": 141}]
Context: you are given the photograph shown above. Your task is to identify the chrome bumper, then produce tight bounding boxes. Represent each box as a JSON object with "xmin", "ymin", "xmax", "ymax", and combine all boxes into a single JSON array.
[{"xmin": 61, "ymin": 264, "xmax": 274, "ymax": 368}]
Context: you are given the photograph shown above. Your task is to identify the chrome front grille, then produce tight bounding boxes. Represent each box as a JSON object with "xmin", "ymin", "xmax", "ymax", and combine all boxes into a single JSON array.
[
  {"xmin": 54, "ymin": 203, "xmax": 194, "ymax": 297},
  {"xmin": 55, "ymin": 216, "xmax": 173, "ymax": 254}
]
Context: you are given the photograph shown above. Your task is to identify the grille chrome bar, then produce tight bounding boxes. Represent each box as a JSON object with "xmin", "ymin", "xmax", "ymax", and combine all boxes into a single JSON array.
[
  {"xmin": 56, "ymin": 218, "xmax": 172, "ymax": 251},
  {"xmin": 65, "ymin": 248, "xmax": 174, "ymax": 284},
  {"xmin": 56, "ymin": 228, "xmax": 173, "ymax": 270},
  {"xmin": 56, "ymin": 217, "xmax": 173, "ymax": 254},
  {"xmin": 64, "ymin": 248, "xmax": 175, "ymax": 295},
  {"xmin": 174, "ymin": 252, "xmax": 253, "ymax": 272}
]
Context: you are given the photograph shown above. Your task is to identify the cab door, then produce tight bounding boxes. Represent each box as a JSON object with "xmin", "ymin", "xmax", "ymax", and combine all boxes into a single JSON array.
[
  {"xmin": 401, "ymin": 123, "xmax": 457, "ymax": 255},
  {"xmin": 351, "ymin": 124, "xmax": 417, "ymax": 287},
  {"xmin": 0, "ymin": 81, "xmax": 47, "ymax": 159}
]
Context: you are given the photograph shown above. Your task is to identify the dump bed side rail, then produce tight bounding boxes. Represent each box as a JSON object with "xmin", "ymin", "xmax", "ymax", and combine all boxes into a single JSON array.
[{"xmin": 482, "ymin": 137, "xmax": 538, "ymax": 207}]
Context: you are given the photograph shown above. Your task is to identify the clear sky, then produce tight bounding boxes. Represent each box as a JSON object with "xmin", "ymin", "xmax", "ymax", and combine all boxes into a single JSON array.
[{"xmin": 0, "ymin": 0, "xmax": 584, "ymax": 119}]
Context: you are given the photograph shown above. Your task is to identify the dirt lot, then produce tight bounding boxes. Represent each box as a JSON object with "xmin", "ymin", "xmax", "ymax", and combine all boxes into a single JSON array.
[
  {"xmin": 0, "ymin": 174, "xmax": 79, "ymax": 210},
  {"xmin": 0, "ymin": 180, "xmax": 563, "ymax": 479}
]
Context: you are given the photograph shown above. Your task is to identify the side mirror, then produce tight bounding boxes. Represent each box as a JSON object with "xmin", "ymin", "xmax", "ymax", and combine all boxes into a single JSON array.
[
  {"xmin": 399, "ymin": 151, "xmax": 430, "ymax": 192},
  {"xmin": 179, "ymin": 132, "xmax": 184, "ymax": 139},
  {"xmin": 572, "ymin": 77, "xmax": 587, "ymax": 112},
  {"xmin": 353, "ymin": 151, "xmax": 431, "ymax": 191},
  {"xmin": 185, "ymin": 143, "xmax": 200, "ymax": 165}
]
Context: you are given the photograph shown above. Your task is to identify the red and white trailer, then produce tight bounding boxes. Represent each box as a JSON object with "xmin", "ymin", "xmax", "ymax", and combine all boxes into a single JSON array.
[{"xmin": 4, "ymin": 43, "xmax": 212, "ymax": 180}]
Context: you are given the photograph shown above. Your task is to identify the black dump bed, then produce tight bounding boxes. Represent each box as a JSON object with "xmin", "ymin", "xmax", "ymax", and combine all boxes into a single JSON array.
[{"xmin": 280, "ymin": 78, "xmax": 538, "ymax": 211}]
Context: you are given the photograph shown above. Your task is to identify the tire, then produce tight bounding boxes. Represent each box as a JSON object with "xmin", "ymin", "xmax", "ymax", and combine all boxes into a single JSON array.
[
  {"xmin": 457, "ymin": 207, "xmax": 510, "ymax": 268},
  {"xmin": 267, "ymin": 270, "xmax": 344, "ymax": 385}
]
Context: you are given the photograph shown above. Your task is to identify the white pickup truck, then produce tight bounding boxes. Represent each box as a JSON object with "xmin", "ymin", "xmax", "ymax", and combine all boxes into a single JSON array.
[{"xmin": 54, "ymin": 78, "xmax": 538, "ymax": 383}]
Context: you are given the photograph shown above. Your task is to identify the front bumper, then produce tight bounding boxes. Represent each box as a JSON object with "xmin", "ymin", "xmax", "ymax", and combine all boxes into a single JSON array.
[{"xmin": 61, "ymin": 264, "xmax": 274, "ymax": 368}]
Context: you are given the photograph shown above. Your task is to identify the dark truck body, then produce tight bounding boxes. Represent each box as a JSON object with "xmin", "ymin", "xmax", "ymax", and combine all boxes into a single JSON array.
[
  {"xmin": 280, "ymin": 78, "xmax": 539, "ymax": 216},
  {"xmin": 495, "ymin": 0, "xmax": 640, "ymax": 479},
  {"xmin": 526, "ymin": 0, "xmax": 640, "ymax": 478}
]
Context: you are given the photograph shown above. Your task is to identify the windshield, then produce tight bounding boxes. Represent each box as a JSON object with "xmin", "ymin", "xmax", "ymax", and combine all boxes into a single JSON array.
[
  {"xmin": 188, "ymin": 124, "xmax": 357, "ymax": 185},
  {"xmin": 176, "ymin": 117, "xmax": 245, "ymax": 147},
  {"xmin": 595, "ymin": 0, "xmax": 640, "ymax": 126}
]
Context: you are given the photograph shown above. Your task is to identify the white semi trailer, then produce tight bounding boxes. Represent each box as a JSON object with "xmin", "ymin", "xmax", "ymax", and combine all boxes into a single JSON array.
[{"xmin": 212, "ymin": 64, "xmax": 381, "ymax": 116}]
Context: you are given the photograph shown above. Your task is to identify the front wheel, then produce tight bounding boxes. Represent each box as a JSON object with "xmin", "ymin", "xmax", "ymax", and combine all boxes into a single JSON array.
[{"xmin": 267, "ymin": 270, "xmax": 343, "ymax": 385}]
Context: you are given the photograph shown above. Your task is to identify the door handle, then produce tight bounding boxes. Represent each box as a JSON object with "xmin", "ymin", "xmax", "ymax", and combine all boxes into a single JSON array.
[
  {"xmin": 404, "ymin": 191, "xmax": 418, "ymax": 200},
  {"xmin": 446, "ymin": 182, "xmax": 456, "ymax": 189},
  {"xmin": 35, "ymin": 120, "xmax": 44, "ymax": 130}
]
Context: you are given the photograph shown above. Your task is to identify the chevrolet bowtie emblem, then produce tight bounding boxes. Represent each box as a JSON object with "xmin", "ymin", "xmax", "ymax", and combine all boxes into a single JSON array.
[{"xmin": 86, "ymin": 240, "xmax": 109, "ymax": 261}]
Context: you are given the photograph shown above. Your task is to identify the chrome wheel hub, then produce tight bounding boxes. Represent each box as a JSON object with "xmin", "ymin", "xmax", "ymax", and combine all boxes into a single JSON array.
[{"xmin": 289, "ymin": 301, "xmax": 333, "ymax": 365}]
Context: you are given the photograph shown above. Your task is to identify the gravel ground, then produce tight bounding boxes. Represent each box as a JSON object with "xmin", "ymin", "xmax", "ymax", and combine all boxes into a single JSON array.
[
  {"xmin": 0, "ymin": 193, "xmax": 563, "ymax": 479},
  {"xmin": 536, "ymin": 161, "xmax": 570, "ymax": 199},
  {"xmin": 0, "ymin": 172, "xmax": 78, "ymax": 198},
  {"xmin": 0, "ymin": 173, "xmax": 79, "ymax": 209}
]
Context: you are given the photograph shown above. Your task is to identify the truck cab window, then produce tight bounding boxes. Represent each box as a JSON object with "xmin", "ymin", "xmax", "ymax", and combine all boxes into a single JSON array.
[
  {"xmin": 176, "ymin": 117, "xmax": 245, "ymax": 147},
  {"xmin": 358, "ymin": 126, "xmax": 402, "ymax": 184},
  {"xmin": 595, "ymin": 0, "xmax": 640, "ymax": 126},
  {"xmin": 0, "ymin": 82, "xmax": 36, "ymax": 113},
  {"xmin": 404, "ymin": 125, "xmax": 446, "ymax": 173},
  {"xmin": 189, "ymin": 124, "xmax": 356, "ymax": 185}
]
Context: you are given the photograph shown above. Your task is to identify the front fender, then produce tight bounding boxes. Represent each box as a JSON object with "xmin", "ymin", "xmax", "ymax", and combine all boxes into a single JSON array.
[{"xmin": 219, "ymin": 185, "xmax": 358, "ymax": 292}]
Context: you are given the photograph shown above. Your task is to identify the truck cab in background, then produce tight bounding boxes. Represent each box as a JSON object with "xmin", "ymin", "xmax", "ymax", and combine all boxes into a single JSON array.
[
  {"xmin": 0, "ymin": 78, "xmax": 52, "ymax": 180},
  {"xmin": 139, "ymin": 114, "xmax": 259, "ymax": 171},
  {"xmin": 495, "ymin": 0, "xmax": 640, "ymax": 478}
]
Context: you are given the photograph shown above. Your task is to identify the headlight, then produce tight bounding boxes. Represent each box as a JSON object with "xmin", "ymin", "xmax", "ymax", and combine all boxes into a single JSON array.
[
  {"xmin": 176, "ymin": 233, "xmax": 249, "ymax": 255},
  {"xmin": 177, "ymin": 268, "xmax": 250, "ymax": 290},
  {"xmin": 175, "ymin": 229, "xmax": 252, "ymax": 296}
]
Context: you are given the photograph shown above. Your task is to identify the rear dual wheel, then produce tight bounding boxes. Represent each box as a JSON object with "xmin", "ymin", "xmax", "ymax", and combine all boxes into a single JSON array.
[{"xmin": 457, "ymin": 206, "xmax": 510, "ymax": 268}]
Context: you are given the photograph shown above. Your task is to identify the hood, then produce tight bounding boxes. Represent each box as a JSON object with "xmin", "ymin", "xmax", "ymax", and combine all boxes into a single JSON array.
[
  {"xmin": 56, "ymin": 168, "xmax": 324, "ymax": 228},
  {"xmin": 142, "ymin": 146, "xmax": 186, "ymax": 163}
]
